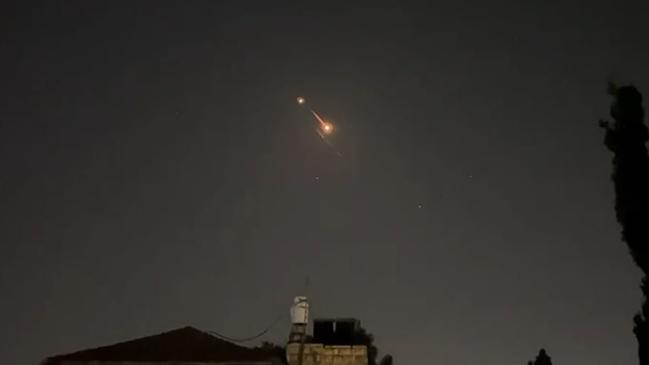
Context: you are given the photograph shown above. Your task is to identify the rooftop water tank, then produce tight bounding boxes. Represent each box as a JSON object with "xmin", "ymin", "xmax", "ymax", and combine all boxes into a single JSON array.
[{"xmin": 290, "ymin": 296, "xmax": 309, "ymax": 324}]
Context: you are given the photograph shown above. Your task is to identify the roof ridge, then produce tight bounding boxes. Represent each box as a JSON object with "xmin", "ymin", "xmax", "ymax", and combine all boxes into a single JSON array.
[{"xmin": 44, "ymin": 326, "xmax": 278, "ymax": 364}]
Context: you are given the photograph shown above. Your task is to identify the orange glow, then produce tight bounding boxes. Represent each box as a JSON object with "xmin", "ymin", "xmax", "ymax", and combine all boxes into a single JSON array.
[{"xmin": 322, "ymin": 123, "xmax": 334, "ymax": 134}]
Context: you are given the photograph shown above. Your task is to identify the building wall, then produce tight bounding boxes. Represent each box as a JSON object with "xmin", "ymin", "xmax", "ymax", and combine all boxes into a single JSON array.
[
  {"xmin": 286, "ymin": 344, "xmax": 367, "ymax": 365},
  {"xmin": 54, "ymin": 361, "xmax": 276, "ymax": 365}
]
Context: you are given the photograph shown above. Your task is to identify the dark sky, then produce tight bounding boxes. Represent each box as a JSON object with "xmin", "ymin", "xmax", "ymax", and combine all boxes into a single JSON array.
[{"xmin": 2, "ymin": 2, "xmax": 649, "ymax": 365}]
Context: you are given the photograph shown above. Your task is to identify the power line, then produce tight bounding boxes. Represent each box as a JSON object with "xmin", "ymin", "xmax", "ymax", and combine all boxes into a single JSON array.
[{"xmin": 206, "ymin": 313, "xmax": 287, "ymax": 343}]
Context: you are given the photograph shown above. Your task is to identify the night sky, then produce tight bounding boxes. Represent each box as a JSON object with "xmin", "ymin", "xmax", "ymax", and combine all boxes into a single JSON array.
[{"xmin": 2, "ymin": 2, "xmax": 649, "ymax": 365}]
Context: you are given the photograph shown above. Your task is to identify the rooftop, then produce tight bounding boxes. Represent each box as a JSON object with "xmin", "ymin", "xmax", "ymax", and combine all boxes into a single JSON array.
[{"xmin": 43, "ymin": 326, "xmax": 281, "ymax": 364}]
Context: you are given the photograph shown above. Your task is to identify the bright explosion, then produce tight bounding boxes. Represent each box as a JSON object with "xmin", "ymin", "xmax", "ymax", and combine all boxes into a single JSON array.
[{"xmin": 322, "ymin": 123, "xmax": 334, "ymax": 134}]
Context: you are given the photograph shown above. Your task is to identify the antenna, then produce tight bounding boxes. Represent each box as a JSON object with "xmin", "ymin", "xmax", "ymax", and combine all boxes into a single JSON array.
[{"xmin": 304, "ymin": 275, "xmax": 310, "ymax": 297}]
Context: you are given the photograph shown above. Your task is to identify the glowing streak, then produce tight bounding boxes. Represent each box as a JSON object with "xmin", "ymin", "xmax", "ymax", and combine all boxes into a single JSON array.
[
  {"xmin": 314, "ymin": 113, "xmax": 332, "ymax": 136},
  {"xmin": 309, "ymin": 110, "xmax": 333, "ymax": 134},
  {"xmin": 310, "ymin": 110, "xmax": 327, "ymax": 128},
  {"xmin": 296, "ymin": 97, "xmax": 342, "ymax": 157}
]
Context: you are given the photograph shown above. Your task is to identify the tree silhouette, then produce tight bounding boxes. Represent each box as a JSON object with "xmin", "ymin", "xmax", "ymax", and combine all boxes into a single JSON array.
[
  {"xmin": 601, "ymin": 83, "xmax": 649, "ymax": 364},
  {"xmin": 355, "ymin": 326, "xmax": 379, "ymax": 365},
  {"xmin": 354, "ymin": 325, "xmax": 394, "ymax": 365},
  {"xmin": 378, "ymin": 354, "xmax": 393, "ymax": 365},
  {"xmin": 255, "ymin": 341, "xmax": 287, "ymax": 364},
  {"xmin": 528, "ymin": 349, "xmax": 552, "ymax": 365}
]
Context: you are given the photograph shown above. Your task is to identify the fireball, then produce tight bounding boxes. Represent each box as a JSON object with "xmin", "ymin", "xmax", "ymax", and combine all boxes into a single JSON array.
[{"xmin": 322, "ymin": 122, "xmax": 334, "ymax": 134}]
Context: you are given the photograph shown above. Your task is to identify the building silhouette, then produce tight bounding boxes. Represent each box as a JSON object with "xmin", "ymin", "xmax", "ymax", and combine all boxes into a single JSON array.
[{"xmin": 42, "ymin": 326, "xmax": 283, "ymax": 365}]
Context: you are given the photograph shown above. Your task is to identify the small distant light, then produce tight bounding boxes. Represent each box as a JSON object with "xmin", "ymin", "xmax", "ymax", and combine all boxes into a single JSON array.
[{"xmin": 297, "ymin": 97, "xmax": 305, "ymax": 105}]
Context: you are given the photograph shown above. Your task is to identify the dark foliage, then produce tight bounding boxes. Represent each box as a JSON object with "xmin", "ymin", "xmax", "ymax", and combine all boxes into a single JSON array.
[
  {"xmin": 379, "ymin": 354, "xmax": 393, "ymax": 365},
  {"xmin": 528, "ymin": 349, "xmax": 552, "ymax": 365},
  {"xmin": 356, "ymin": 326, "xmax": 379, "ymax": 365},
  {"xmin": 602, "ymin": 83, "xmax": 649, "ymax": 364},
  {"xmin": 254, "ymin": 341, "xmax": 287, "ymax": 364}
]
